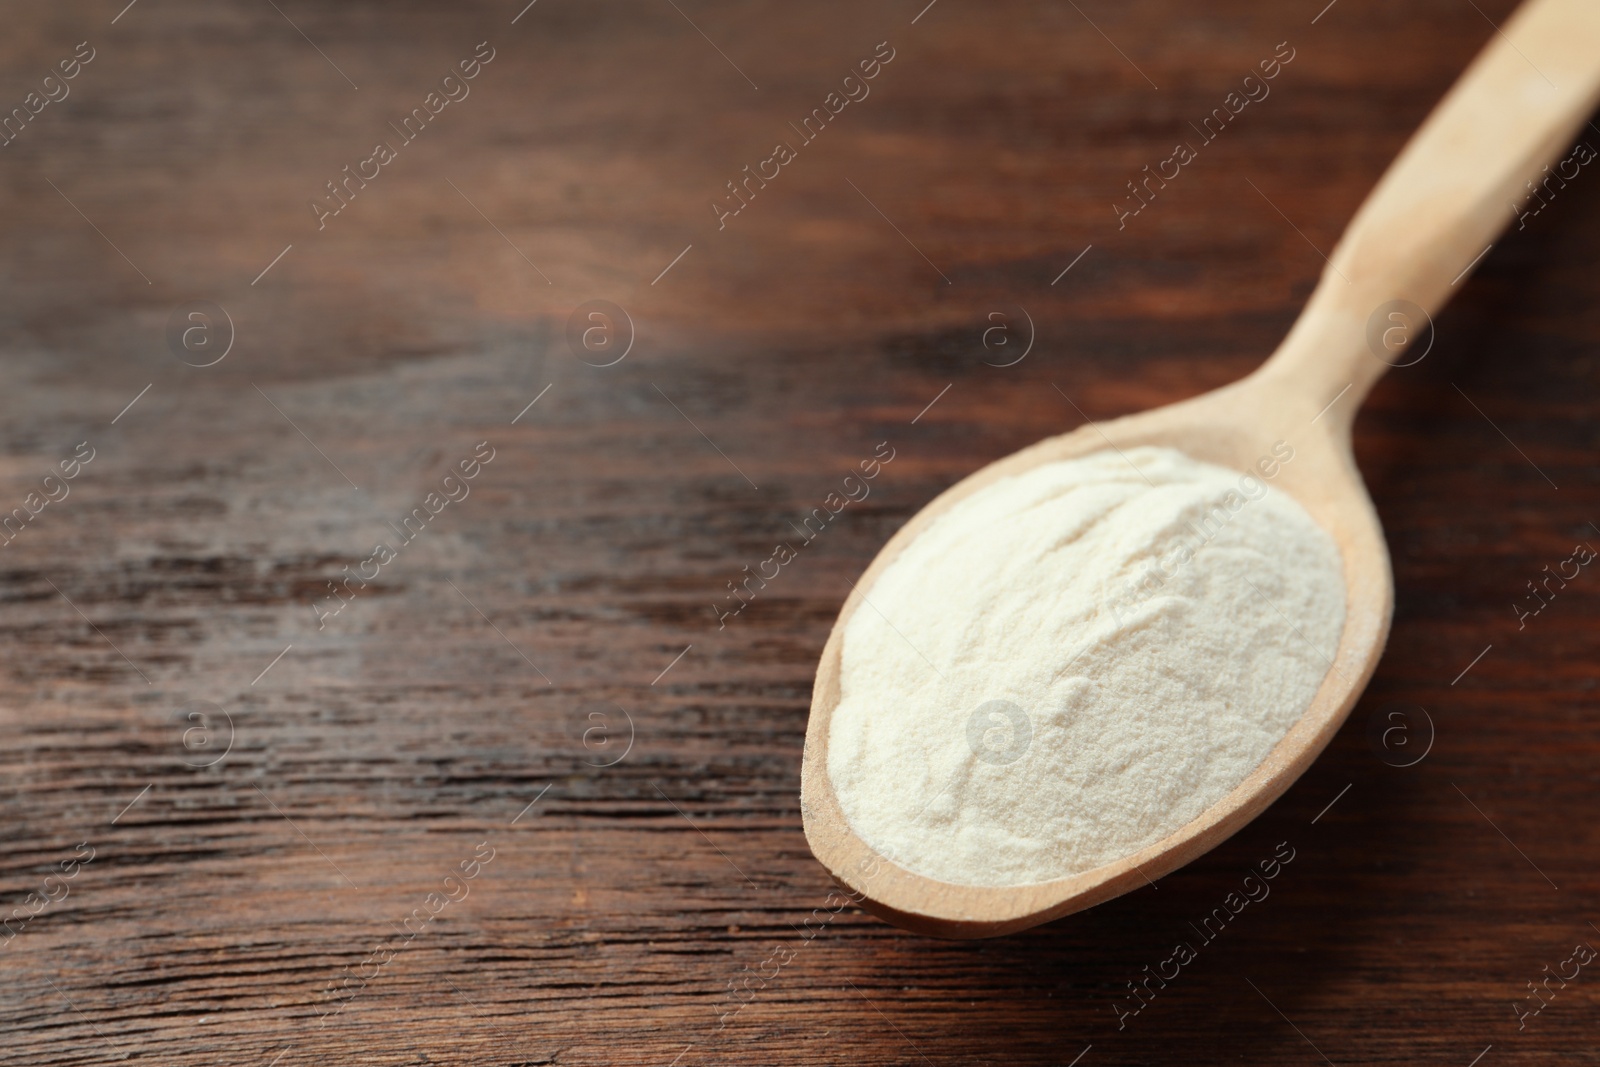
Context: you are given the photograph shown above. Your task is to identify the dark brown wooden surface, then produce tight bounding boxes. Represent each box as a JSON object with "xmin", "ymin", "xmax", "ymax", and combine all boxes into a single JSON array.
[{"xmin": 2, "ymin": 1, "xmax": 1598, "ymax": 1063}]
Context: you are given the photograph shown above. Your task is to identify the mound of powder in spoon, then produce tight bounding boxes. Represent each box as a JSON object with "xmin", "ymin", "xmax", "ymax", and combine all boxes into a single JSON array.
[{"xmin": 825, "ymin": 445, "xmax": 1345, "ymax": 887}]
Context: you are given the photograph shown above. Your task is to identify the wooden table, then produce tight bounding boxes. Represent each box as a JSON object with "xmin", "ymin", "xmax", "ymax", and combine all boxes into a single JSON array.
[{"xmin": 2, "ymin": 1, "xmax": 1596, "ymax": 1063}]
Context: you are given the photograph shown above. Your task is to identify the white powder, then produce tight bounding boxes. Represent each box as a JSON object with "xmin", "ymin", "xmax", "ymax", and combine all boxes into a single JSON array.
[{"xmin": 826, "ymin": 445, "xmax": 1344, "ymax": 887}]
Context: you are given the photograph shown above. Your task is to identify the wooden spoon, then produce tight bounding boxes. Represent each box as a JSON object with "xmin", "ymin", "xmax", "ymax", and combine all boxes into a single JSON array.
[{"xmin": 802, "ymin": 0, "xmax": 1600, "ymax": 938}]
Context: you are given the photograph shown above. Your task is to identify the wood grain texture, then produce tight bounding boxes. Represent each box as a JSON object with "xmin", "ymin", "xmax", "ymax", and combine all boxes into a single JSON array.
[{"xmin": 1, "ymin": 0, "xmax": 1598, "ymax": 1064}]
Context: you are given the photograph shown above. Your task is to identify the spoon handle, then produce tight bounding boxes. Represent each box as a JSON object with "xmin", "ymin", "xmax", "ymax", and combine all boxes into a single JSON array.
[{"xmin": 1259, "ymin": 0, "xmax": 1600, "ymax": 419}]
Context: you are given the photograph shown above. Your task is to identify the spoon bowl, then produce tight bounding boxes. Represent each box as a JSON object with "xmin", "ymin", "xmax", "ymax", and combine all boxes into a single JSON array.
[
  {"xmin": 802, "ymin": 373, "xmax": 1389, "ymax": 937},
  {"xmin": 802, "ymin": 0, "xmax": 1600, "ymax": 938}
]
